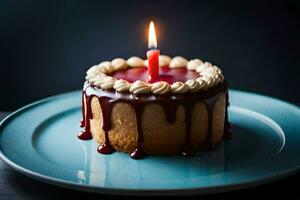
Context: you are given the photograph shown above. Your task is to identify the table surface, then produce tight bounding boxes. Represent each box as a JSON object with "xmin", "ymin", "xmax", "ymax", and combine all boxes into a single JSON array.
[{"xmin": 0, "ymin": 111, "xmax": 298, "ymax": 199}]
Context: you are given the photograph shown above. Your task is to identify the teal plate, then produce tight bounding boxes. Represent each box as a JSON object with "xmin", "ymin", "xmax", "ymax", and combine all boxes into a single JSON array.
[{"xmin": 0, "ymin": 90, "xmax": 300, "ymax": 195}]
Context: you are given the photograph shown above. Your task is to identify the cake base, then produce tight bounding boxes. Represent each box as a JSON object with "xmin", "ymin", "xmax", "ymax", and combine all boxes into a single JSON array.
[
  {"xmin": 80, "ymin": 81, "xmax": 229, "ymax": 157},
  {"xmin": 88, "ymin": 95, "xmax": 226, "ymax": 155}
]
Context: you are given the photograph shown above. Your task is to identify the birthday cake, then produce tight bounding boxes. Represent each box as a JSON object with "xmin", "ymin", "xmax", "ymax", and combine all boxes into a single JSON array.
[{"xmin": 78, "ymin": 55, "xmax": 230, "ymax": 159}]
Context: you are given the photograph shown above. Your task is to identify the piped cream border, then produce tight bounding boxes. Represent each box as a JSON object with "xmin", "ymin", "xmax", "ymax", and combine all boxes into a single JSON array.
[{"xmin": 85, "ymin": 55, "xmax": 224, "ymax": 94}]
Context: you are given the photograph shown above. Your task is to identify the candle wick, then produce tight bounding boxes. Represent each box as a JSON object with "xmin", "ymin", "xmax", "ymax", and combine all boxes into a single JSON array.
[{"xmin": 148, "ymin": 47, "xmax": 157, "ymax": 51}]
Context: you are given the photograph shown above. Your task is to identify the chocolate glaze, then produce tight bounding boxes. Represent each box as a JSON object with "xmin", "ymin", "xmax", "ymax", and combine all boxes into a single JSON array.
[
  {"xmin": 77, "ymin": 87, "xmax": 93, "ymax": 140},
  {"xmin": 79, "ymin": 120, "xmax": 84, "ymax": 128},
  {"xmin": 201, "ymin": 95, "xmax": 220, "ymax": 151},
  {"xmin": 130, "ymin": 148, "xmax": 145, "ymax": 159},
  {"xmin": 181, "ymin": 103, "xmax": 192, "ymax": 155},
  {"xmin": 78, "ymin": 80, "xmax": 229, "ymax": 159},
  {"xmin": 129, "ymin": 103, "xmax": 146, "ymax": 159},
  {"xmin": 79, "ymin": 91, "xmax": 85, "ymax": 128},
  {"xmin": 223, "ymin": 92, "xmax": 232, "ymax": 139},
  {"xmin": 97, "ymin": 97, "xmax": 115, "ymax": 154}
]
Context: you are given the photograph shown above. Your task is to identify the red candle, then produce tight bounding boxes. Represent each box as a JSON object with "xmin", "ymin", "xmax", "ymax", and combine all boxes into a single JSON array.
[
  {"xmin": 147, "ymin": 49, "xmax": 160, "ymax": 82},
  {"xmin": 147, "ymin": 21, "xmax": 160, "ymax": 83}
]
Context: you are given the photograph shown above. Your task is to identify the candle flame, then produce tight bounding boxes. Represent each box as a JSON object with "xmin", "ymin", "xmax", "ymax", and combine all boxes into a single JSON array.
[{"xmin": 148, "ymin": 21, "xmax": 157, "ymax": 49}]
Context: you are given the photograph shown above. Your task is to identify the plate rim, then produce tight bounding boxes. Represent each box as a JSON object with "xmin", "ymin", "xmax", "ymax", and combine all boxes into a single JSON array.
[{"xmin": 0, "ymin": 89, "xmax": 299, "ymax": 195}]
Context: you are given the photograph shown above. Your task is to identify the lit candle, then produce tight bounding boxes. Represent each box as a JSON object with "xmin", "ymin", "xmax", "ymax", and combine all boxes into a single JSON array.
[{"xmin": 147, "ymin": 21, "xmax": 160, "ymax": 83}]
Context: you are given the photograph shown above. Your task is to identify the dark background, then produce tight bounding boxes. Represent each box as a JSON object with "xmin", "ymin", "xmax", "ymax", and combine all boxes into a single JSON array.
[{"xmin": 0, "ymin": 0, "xmax": 297, "ymax": 111}]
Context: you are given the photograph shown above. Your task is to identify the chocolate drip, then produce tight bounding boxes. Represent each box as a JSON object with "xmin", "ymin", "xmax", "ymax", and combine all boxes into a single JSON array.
[
  {"xmin": 79, "ymin": 81, "xmax": 230, "ymax": 159},
  {"xmin": 77, "ymin": 93, "xmax": 93, "ymax": 140},
  {"xmin": 130, "ymin": 148, "xmax": 145, "ymax": 159},
  {"xmin": 160, "ymin": 99, "xmax": 178, "ymax": 124},
  {"xmin": 223, "ymin": 91, "xmax": 232, "ymax": 139},
  {"xmin": 181, "ymin": 103, "xmax": 194, "ymax": 156},
  {"xmin": 130, "ymin": 104, "xmax": 146, "ymax": 159},
  {"xmin": 79, "ymin": 120, "xmax": 85, "ymax": 128},
  {"xmin": 97, "ymin": 97, "xmax": 115, "ymax": 154},
  {"xmin": 80, "ymin": 91, "xmax": 85, "ymax": 127},
  {"xmin": 202, "ymin": 95, "xmax": 220, "ymax": 150}
]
